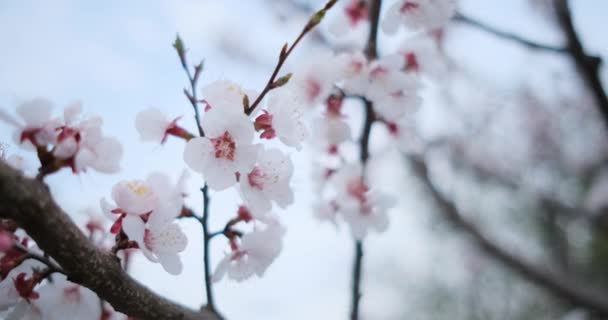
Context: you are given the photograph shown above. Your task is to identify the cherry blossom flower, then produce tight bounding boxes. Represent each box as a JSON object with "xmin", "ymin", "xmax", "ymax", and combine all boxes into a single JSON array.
[
  {"xmin": 313, "ymin": 200, "xmax": 340, "ymax": 226},
  {"xmin": 103, "ymin": 173, "xmax": 188, "ymax": 274},
  {"xmin": 328, "ymin": 0, "xmax": 369, "ymax": 36},
  {"xmin": 340, "ymin": 52, "xmax": 421, "ymax": 120},
  {"xmin": 312, "ymin": 116, "xmax": 352, "ymax": 154},
  {"xmin": 183, "ymin": 107, "xmax": 260, "ymax": 190},
  {"xmin": 135, "ymin": 107, "xmax": 193, "ymax": 144},
  {"xmin": 240, "ymin": 148, "xmax": 294, "ymax": 214},
  {"xmin": 0, "ymin": 98, "xmax": 58, "ymax": 149},
  {"xmin": 201, "ymin": 80, "xmax": 256, "ymax": 114},
  {"xmin": 398, "ymin": 35, "xmax": 446, "ymax": 77},
  {"xmin": 254, "ymin": 88, "xmax": 308, "ymax": 150},
  {"xmin": 330, "ymin": 163, "xmax": 396, "ymax": 239},
  {"xmin": 382, "ymin": 0, "xmax": 457, "ymax": 34},
  {"xmin": 121, "ymin": 196, "xmax": 188, "ymax": 275},
  {"xmin": 52, "ymin": 102, "xmax": 123, "ymax": 174},
  {"xmin": 33, "ymin": 274, "xmax": 101, "ymax": 320},
  {"xmin": 290, "ymin": 51, "xmax": 344, "ymax": 106},
  {"xmin": 212, "ymin": 220, "xmax": 285, "ymax": 282},
  {"xmin": 101, "ymin": 178, "xmax": 160, "ymax": 234},
  {"xmin": 0, "ymin": 259, "xmax": 43, "ymax": 312}
]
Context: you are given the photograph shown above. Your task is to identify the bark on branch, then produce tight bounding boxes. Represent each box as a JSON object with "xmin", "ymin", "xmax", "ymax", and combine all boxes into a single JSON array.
[
  {"xmin": 0, "ymin": 161, "xmax": 219, "ymax": 320},
  {"xmin": 408, "ymin": 155, "xmax": 608, "ymax": 317}
]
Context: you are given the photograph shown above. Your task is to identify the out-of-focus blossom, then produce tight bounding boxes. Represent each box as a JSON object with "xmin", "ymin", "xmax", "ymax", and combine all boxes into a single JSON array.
[
  {"xmin": 135, "ymin": 107, "xmax": 192, "ymax": 144},
  {"xmin": 0, "ymin": 98, "xmax": 58, "ymax": 149},
  {"xmin": 329, "ymin": 163, "xmax": 395, "ymax": 239},
  {"xmin": 213, "ymin": 220, "xmax": 285, "ymax": 282},
  {"xmin": 382, "ymin": 0, "xmax": 457, "ymax": 34}
]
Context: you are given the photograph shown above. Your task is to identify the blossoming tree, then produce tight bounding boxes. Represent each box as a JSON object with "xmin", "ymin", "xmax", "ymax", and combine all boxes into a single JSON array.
[{"xmin": 1, "ymin": 0, "xmax": 608, "ymax": 319}]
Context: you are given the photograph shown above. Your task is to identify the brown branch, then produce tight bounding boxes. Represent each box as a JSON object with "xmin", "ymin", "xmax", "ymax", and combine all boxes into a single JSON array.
[
  {"xmin": 453, "ymin": 12, "xmax": 568, "ymax": 53},
  {"xmin": 408, "ymin": 155, "xmax": 608, "ymax": 317},
  {"xmin": 0, "ymin": 161, "xmax": 219, "ymax": 320},
  {"xmin": 552, "ymin": 0, "xmax": 608, "ymax": 130}
]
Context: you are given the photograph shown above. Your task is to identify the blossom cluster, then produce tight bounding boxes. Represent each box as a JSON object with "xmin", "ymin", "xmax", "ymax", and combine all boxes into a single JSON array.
[
  {"xmin": 134, "ymin": 79, "xmax": 304, "ymax": 282},
  {"xmin": 0, "ymin": 99, "xmax": 122, "ymax": 175}
]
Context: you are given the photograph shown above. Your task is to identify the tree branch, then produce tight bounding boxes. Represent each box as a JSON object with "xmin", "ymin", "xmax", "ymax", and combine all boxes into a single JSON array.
[
  {"xmin": 552, "ymin": 0, "xmax": 608, "ymax": 130},
  {"xmin": 0, "ymin": 161, "xmax": 219, "ymax": 320},
  {"xmin": 350, "ymin": 1, "xmax": 382, "ymax": 318},
  {"xmin": 408, "ymin": 155, "xmax": 608, "ymax": 317},
  {"xmin": 453, "ymin": 12, "xmax": 568, "ymax": 53}
]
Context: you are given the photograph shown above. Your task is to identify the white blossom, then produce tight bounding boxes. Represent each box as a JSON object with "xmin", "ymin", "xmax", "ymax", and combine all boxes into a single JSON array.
[
  {"xmin": 340, "ymin": 52, "xmax": 421, "ymax": 120},
  {"xmin": 240, "ymin": 148, "xmax": 294, "ymax": 214},
  {"xmin": 201, "ymin": 80, "xmax": 256, "ymax": 114},
  {"xmin": 183, "ymin": 107, "xmax": 260, "ymax": 190},
  {"xmin": 382, "ymin": 0, "xmax": 457, "ymax": 34},
  {"xmin": 32, "ymin": 274, "xmax": 101, "ymax": 320},
  {"xmin": 212, "ymin": 220, "xmax": 285, "ymax": 282},
  {"xmin": 135, "ymin": 107, "xmax": 189, "ymax": 144},
  {"xmin": 330, "ymin": 163, "xmax": 396, "ymax": 239},
  {"xmin": 261, "ymin": 88, "xmax": 308, "ymax": 150},
  {"xmin": 289, "ymin": 51, "xmax": 344, "ymax": 106},
  {"xmin": 0, "ymin": 98, "xmax": 58, "ymax": 149},
  {"xmin": 121, "ymin": 197, "xmax": 188, "ymax": 275}
]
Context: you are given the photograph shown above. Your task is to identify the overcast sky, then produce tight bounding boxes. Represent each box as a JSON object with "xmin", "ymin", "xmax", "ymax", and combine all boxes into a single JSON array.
[{"xmin": 0, "ymin": 1, "xmax": 606, "ymax": 319}]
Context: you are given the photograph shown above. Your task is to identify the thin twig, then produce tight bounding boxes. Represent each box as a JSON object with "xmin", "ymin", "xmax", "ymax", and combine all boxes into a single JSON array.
[
  {"xmin": 551, "ymin": 0, "xmax": 608, "ymax": 131},
  {"xmin": 13, "ymin": 242, "xmax": 66, "ymax": 275},
  {"xmin": 175, "ymin": 39, "xmax": 219, "ymax": 316},
  {"xmin": 351, "ymin": 1, "xmax": 382, "ymax": 318},
  {"xmin": 453, "ymin": 12, "xmax": 568, "ymax": 53},
  {"xmin": 200, "ymin": 184, "xmax": 216, "ymax": 313},
  {"xmin": 244, "ymin": 0, "xmax": 338, "ymax": 116}
]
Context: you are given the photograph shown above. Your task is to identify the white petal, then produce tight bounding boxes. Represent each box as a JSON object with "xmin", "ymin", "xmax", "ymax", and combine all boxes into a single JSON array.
[
  {"xmin": 204, "ymin": 160, "xmax": 238, "ymax": 191},
  {"xmin": 148, "ymin": 223, "xmax": 188, "ymax": 253},
  {"xmin": 135, "ymin": 107, "xmax": 169, "ymax": 142},
  {"xmin": 16, "ymin": 98, "xmax": 53, "ymax": 127},
  {"xmin": 183, "ymin": 137, "xmax": 213, "ymax": 174},
  {"xmin": 157, "ymin": 252, "xmax": 183, "ymax": 275},
  {"xmin": 122, "ymin": 215, "xmax": 145, "ymax": 244},
  {"xmin": 63, "ymin": 101, "xmax": 82, "ymax": 125}
]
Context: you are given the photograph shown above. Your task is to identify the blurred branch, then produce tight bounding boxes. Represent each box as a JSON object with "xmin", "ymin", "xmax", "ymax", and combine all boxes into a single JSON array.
[
  {"xmin": 408, "ymin": 155, "xmax": 608, "ymax": 317},
  {"xmin": 0, "ymin": 161, "xmax": 219, "ymax": 320},
  {"xmin": 551, "ymin": 0, "xmax": 608, "ymax": 130},
  {"xmin": 453, "ymin": 12, "xmax": 568, "ymax": 53},
  {"xmin": 350, "ymin": 1, "xmax": 382, "ymax": 320}
]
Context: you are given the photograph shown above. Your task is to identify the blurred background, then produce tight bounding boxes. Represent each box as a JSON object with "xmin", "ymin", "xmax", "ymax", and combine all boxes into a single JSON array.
[{"xmin": 1, "ymin": 0, "xmax": 607, "ymax": 319}]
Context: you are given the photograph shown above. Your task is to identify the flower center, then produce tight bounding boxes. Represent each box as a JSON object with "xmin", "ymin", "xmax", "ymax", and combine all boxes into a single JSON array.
[
  {"xmin": 63, "ymin": 285, "xmax": 81, "ymax": 303},
  {"xmin": 345, "ymin": 0, "xmax": 368, "ymax": 26},
  {"xmin": 347, "ymin": 177, "xmax": 369, "ymax": 203},
  {"xmin": 247, "ymin": 167, "xmax": 265, "ymax": 190},
  {"xmin": 127, "ymin": 182, "xmax": 149, "ymax": 196},
  {"xmin": 404, "ymin": 52, "xmax": 419, "ymax": 72},
  {"xmin": 400, "ymin": 1, "xmax": 419, "ymax": 13},
  {"xmin": 211, "ymin": 131, "xmax": 236, "ymax": 160},
  {"xmin": 306, "ymin": 78, "xmax": 322, "ymax": 101}
]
